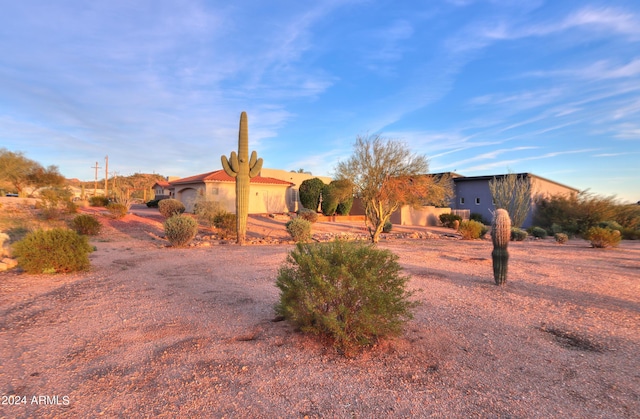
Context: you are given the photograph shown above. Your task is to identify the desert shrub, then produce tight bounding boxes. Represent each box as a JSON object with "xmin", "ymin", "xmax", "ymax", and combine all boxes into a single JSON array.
[
  {"xmin": 158, "ymin": 199, "xmax": 186, "ymax": 218},
  {"xmin": 382, "ymin": 220, "xmax": 393, "ymax": 233},
  {"xmin": 622, "ymin": 228, "xmax": 640, "ymax": 240},
  {"xmin": 275, "ymin": 240, "xmax": 417, "ymax": 354},
  {"xmin": 534, "ymin": 191, "xmax": 622, "ymax": 235},
  {"xmin": 554, "ymin": 233, "xmax": 569, "ymax": 244},
  {"xmin": 106, "ymin": 202, "xmax": 128, "ymax": 219},
  {"xmin": 163, "ymin": 215, "xmax": 198, "ymax": 247},
  {"xmin": 297, "ymin": 208, "xmax": 318, "ymax": 223},
  {"xmin": 12, "ymin": 228, "xmax": 93, "ymax": 274},
  {"xmin": 470, "ymin": 213, "xmax": 488, "ymax": 225},
  {"xmin": 70, "ymin": 214, "xmax": 102, "ymax": 236},
  {"xmin": 584, "ymin": 227, "xmax": 621, "ymax": 248},
  {"xmin": 550, "ymin": 223, "xmax": 564, "ymax": 234},
  {"xmin": 321, "ymin": 183, "xmax": 339, "ymax": 216},
  {"xmin": 480, "ymin": 224, "xmax": 489, "ymax": 238},
  {"xmin": 458, "ymin": 220, "xmax": 483, "ymax": 240},
  {"xmin": 336, "ymin": 197, "xmax": 354, "ymax": 215},
  {"xmin": 511, "ymin": 227, "xmax": 528, "ymax": 241},
  {"xmin": 89, "ymin": 196, "xmax": 109, "ymax": 207},
  {"xmin": 529, "ymin": 226, "xmax": 548, "ymax": 239},
  {"xmin": 439, "ymin": 213, "xmax": 462, "ymax": 228},
  {"xmin": 285, "ymin": 218, "xmax": 312, "ymax": 242},
  {"xmin": 598, "ymin": 220, "xmax": 623, "ymax": 233},
  {"xmin": 194, "ymin": 200, "xmax": 226, "ymax": 228},
  {"xmin": 299, "ymin": 178, "xmax": 325, "ymax": 210},
  {"xmin": 213, "ymin": 212, "xmax": 236, "ymax": 235}
]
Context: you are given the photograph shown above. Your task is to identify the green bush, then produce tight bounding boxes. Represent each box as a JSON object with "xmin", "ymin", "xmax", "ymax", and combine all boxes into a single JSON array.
[
  {"xmin": 12, "ymin": 228, "xmax": 93, "ymax": 274},
  {"xmin": 470, "ymin": 213, "xmax": 488, "ymax": 225},
  {"xmin": 598, "ymin": 220, "xmax": 623, "ymax": 233},
  {"xmin": 89, "ymin": 196, "xmax": 109, "ymax": 207},
  {"xmin": 285, "ymin": 218, "xmax": 312, "ymax": 242},
  {"xmin": 622, "ymin": 228, "xmax": 640, "ymax": 240},
  {"xmin": 511, "ymin": 227, "xmax": 528, "ymax": 241},
  {"xmin": 321, "ymin": 183, "xmax": 339, "ymax": 216},
  {"xmin": 299, "ymin": 178, "xmax": 325, "ymax": 210},
  {"xmin": 336, "ymin": 197, "xmax": 354, "ymax": 215},
  {"xmin": 163, "ymin": 215, "xmax": 198, "ymax": 247},
  {"xmin": 382, "ymin": 220, "xmax": 393, "ymax": 233},
  {"xmin": 70, "ymin": 214, "xmax": 102, "ymax": 236},
  {"xmin": 529, "ymin": 226, "xmax": 548, "ymax": 239},
  {"xmin": 458, "ymin": 220, "xmax": 483, "ymax": 240},
  {"xmin": 439, "ymin": 213, "xmax": 462, "ymax": 228},
  {"xmin": 158, "ymin": 199, "xmax": 186, "ymax": 218},
  {"xmin": 213, "ymin": 212, "xmax": 236, "ymax": 238},
  {"xmin": 194, "ymin": 200, "xmax": 226, "ymax": 228},
  {"xmin": 297, "ymin": 208, "xmax": 318, "ymax": 223},
  {"xmin": 275, "ymin": 240, "xmax": 417, "ymax": 354},
  {"xmin": 554, "ymin": 233, "xmax": 569, "ymax": 244},
  {"xmin": 106, "ymin": 202, "xmax": 128, "ymax": 219},
  {"xmin": 584, "ymin": 227, "xmax": 621, "ymax": 248}
]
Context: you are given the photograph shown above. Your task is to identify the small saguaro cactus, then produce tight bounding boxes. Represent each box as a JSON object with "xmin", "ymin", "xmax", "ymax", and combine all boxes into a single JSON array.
[
  {"xmin": 221, "ymin": 111, "xmax": 263, "ymax": 245},
  {"xmin": 491, "ymin": 208, "xmax": 511, "ymax": 286}
]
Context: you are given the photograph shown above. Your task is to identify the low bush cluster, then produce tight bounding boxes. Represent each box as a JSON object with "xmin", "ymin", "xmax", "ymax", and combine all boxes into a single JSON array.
[
  {"xmin": 286, "ymin": 218, "xmax": 312, "ymax": 242},
  {"xmin": 106, "ymin": 203, "xmax": 128, "ymax": 219},
  {"xmin": 163, "ymin": 215, "xmax": 198, "ymax": 247},
  {"xmin": 213, "ymin": 212, "xmax": 236, "ymax": 238},
  {"xmin": 158, "ymin": 199, "xmax": 186, "ymax": 218},
  {"xmin": 89, "ymin": 196, "xmax": 110, "ymax": 207},
  {"xmin": 584, "ymin": 227, "xmax": 621, "ymax": 248},
  {"xmin": 275, "ymin": 240, "xmax": 417, "ymax": 355},
  {"xmin": 510, "ymin": 228, "xmax": 528, "ymax": 241},
  {"xmin": 297, "ymin": 208, "xmax": 318, "ymax": 223},
  {"xmin": 470, "ymin": 213, "xmax": 488, "ymax": 225},
  {"xmin": 458, "ymin": 220, "xmax": 484, "ymax": 240},
  {"xmin": 382, "ymin": 220, "xmax": 393, "ymax": 233},
  {"xmin": 194, "ymin": 200, "xmax": 226, "ymax": 228},
  {"xmin": 555, "ymin": 233, "xmax": 569, "ymax": 244},
  {"xmin": 529, "ymin": 226, "xmax": 548, "ymax": 239},
  {"xmin": 70, "ymin": 214, "xmax": 102, "ymax": 236},
  {"xmin": 12, "ymin": 228, "xmax": 94, "ymax": 274},
  {"xmin": 439, "ymin": 213, "xmax": 462, "ymax": 229}
]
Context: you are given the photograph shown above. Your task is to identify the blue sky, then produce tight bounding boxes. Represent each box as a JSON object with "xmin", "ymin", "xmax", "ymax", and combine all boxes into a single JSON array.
[{"xmin": 1, "ymin": 0, "xmax": 638, "ymax": 202}]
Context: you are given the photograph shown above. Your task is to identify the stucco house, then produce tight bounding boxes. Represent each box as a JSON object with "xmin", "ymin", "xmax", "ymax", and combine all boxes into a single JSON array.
[
  {"xmin": 169, "ymin": 170, "xmax": 292, "ymax": 213},
  {"xmin": 151, "ymin": 179, "xmax": 174, "ymax": 199},
  {"xmin": 450, "ymin": 172, "xmax": 579, "ymax": 228},
  {"xmin": 169, "ymin": 168, "xmax": 331, "ymax": 214}
]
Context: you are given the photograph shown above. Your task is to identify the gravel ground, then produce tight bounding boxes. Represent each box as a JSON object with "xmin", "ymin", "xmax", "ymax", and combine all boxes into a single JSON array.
[{"xmin": 1, "ymin": 208, "xmax": 639, "ymax": 418}]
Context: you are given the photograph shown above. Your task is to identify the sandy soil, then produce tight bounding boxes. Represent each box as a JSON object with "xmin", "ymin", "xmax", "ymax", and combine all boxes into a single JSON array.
[{"xmin": 1, "ymin": 206, "xmax": 639, "ymax": 418}]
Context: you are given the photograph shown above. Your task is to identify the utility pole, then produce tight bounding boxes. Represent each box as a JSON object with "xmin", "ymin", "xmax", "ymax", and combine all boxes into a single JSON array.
[
  {"xmin": 91, "ymin": 161, "xmax": 101, "ymax": 196},
  {"xmin": 104, "ymin": 155, "xmax": 109, "ymax": 197}
]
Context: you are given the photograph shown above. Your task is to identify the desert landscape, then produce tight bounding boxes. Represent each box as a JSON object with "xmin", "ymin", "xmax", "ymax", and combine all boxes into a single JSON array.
[{"xmin": 1, "ymin": 203, "xmax": 639, "ymax": 418}]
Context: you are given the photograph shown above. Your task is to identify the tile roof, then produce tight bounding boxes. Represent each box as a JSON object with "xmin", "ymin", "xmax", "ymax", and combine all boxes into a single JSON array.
[
  {"xmin": 170, "ymin": 170, "xmax": 293, "ymax": 186},
  {"xmin": 153, "ymin": 180, "xmax": 171, "ymax": 188}
]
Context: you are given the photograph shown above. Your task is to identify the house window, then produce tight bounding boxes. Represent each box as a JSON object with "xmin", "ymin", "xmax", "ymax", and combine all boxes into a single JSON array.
[
  {"xmin": 210, "ymin": 188, "xmax": 219, "ymax": 195},
  {"xmin": 475, "ymin": 197, "xmax": 481, "ymax": 205},
  {"xmin": 459, "ymin": 197, "xmax": 465, "ymax": 205}
]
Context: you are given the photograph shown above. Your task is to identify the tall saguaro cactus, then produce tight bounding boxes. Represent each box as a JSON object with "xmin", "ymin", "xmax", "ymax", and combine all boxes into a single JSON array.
[
  {"xmin": 491, "ymin": 208, "xmax": 511, "ymax": 285},
  {"xmin": 221, "ymin": 112, "xmax": 263, "ymax": 245}
]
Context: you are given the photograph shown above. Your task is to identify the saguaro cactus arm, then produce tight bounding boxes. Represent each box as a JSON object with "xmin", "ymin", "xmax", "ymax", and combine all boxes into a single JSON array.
[
  {"xmin": 221, "ymin": 152, "xmax": 239, "ymax": 177},
  {"xmin": 249, "ymin": 151, "xmax": 263, "ymax": 177}
]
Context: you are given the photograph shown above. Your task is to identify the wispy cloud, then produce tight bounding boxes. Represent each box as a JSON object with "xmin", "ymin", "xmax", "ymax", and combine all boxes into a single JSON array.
[{"xmin": 463, "ymin": 148, "xmax": 599, "ymax": 172}]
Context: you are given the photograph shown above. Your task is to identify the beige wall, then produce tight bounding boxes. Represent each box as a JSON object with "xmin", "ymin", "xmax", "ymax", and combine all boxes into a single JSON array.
[
  {"xmin": 394, "ymin": 205, "xmax": 451, "ymax": 226},
  {"xmin": 175, "ymin": 181, "xmax": 290, "ymax": 214}
]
